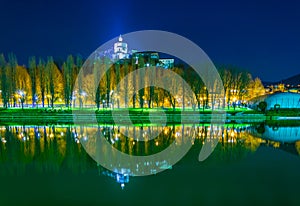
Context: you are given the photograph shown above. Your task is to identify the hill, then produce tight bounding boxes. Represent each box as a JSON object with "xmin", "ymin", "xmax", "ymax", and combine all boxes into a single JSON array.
[
  {"xmin": 280, "ymin": 73, "xmax": 300, "ymax": 86},
  {"xmin": 263, "ymin": 73, "xmax": 300, "ymax": 87}
]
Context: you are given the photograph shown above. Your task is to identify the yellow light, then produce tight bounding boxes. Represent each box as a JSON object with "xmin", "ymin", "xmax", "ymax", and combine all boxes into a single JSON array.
[{"xmin": 230, "ymin": 131, "xmax": 235, "ymax": 137}]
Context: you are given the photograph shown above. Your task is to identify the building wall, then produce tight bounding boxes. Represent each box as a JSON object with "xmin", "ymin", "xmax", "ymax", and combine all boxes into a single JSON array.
[{"xmin": 249, "ymin": 92, "xmax": 300, "ymax": 110}]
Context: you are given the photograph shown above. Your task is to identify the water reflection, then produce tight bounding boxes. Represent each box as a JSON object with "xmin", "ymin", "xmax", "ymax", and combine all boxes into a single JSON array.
[
  {"xmin": 251, "ymin": 123, "xmax": 300, "ymax": 143},
  {"xmin": 0, "ymin": 123, "xmax": 299, "ymax": 188}
]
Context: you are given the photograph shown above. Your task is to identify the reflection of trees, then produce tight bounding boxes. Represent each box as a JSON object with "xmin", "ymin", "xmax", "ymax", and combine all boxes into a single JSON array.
[
  {"xmin": 0, "ymin": 124, "xmax": 286, "ymax": 176},
  {"xmin": 256, "ymin": 123, "xmax": 265, "ymax": 134},
  {"xmin": 295, "ymin": 142, "xmax": 300, "ymax": 155},
  {"xmin": 198, "ymin": 125, "xmax": 261, "ymax": 163},
  {"xmin": 93, "ymin": 125, "xmax": 177, "ymax": 156},
  {"xmin": 0, "ymin": 125, "xmax": 91, "ymax": 175}
]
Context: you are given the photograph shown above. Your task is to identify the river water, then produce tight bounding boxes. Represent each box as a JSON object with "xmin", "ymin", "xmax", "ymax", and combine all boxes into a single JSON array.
[{"xmin": 0, "ymin": 123, "xmax": 299, "ymax": 205}]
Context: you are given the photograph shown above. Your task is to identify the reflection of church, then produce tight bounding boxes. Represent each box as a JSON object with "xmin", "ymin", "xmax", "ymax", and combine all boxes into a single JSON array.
[
  {"xmin": 112, "ymin": 35, "xmax": 174, "ymax": 69},
  {"xmin": 98, "ymin": 165, "xmax": 130, "ymax": 189}
]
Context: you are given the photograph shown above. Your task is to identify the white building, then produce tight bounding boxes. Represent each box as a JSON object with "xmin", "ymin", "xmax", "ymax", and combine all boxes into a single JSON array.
[
  {"xmin": 111, "ymin": 35, "xmax": 174, "ymax": 69},
  {"xmin": 112, "ymin": 35, "xmax": 129, "ymax": 60},
  {"xmin": 249, "ymin": 92, "xmax": 300, "ymax": 110}
]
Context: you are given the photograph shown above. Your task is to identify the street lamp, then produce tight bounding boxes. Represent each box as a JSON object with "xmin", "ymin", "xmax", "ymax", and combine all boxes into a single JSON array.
[
  {"xmin": 110, "ymin": 90, "xmax": 114, "ymax": 109},
  {"xmin": 232, "ymin": 96, "xmax": 237, "ymax": 110},
  {"xmin": 102, "ymin": 100, "xmax": 106, "ymax": 110},
  {"xmin": 17, "ymin": 90, "xmax": 26, "ymax": 109},
  {"xmin": 34, "ymin": 95, "xmax": 38, "ymax": 108},
  {"xmin": 80, "ymin": 91, "xmax": 87, "ymax": 108}
]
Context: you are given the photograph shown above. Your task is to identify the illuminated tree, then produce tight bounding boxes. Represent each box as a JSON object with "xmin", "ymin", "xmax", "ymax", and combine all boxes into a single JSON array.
[
  {"xmin": 162, "ymin": 68, "xmax": 183, "ymax": 110},
  {"xmin": 8, "ymin": 53, "xmax": 17, "ymax": 107},
  {"xmin": 0, "ymin": 54, "xmax": 9, "ymax": 108},
  {"xmin": 29, "ymin": 56, "xmax": 37, "ymax": 107},
  {"xmin": 138, "ymin": 69, "xmax": 145, "ymax": 109},
  {"xmin": 132, "ymin": 58, "xmax": 137, "ymax": 108},
  {"xmin": 45, "ymin": 57, "xmax": 63, "ymax": 108},
  {"xmin": 219, "ymin": 67, "xmax": 233, "ymax": 108},
  {"xmin": 218, "ymin": 66, "xmax": 253, "ymax": 109},
  {"xmin": 38, "ymin": 58, "xmax": 46, "ymax": 107},
  {"xmin": 15, "ymin": 65, "xmax": 31, "ymax": 108},
  {"xmin": 82, "ymin": 73, "xmax": 95, "ymax": 105},
  {"xmin": 104, "ymin": 57, "xmax": 114, "ymax": 108},
  {"xmin": 63, "ymin": 55, "xmax": 74, "ymax": 108},
  {"xmin": 76, "ymin": 56, "xmax": 84, "ymax": 108},
  {"xmin": 235, "ymin": 71, "xmax": 251, "ymax": 102},
  {"xmin": 247, "ymin": 77, "xmax": 265, "ymax": 99},
  {"xmin": 114, "ymin": 62, "xmax": 121, "ymax": 108},
  {"xmin": 123, "ymin": 61, "xmax": 130, "ymax": 107},
  {"xmin": 93, "ymin": 58, "xmax": 102, "ymax": 110}
]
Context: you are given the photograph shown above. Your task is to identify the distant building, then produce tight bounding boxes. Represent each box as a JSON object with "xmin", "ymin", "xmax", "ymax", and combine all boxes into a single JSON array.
[
  {"xmin": 249, "ymin": 92, "xmax": 300, "ymax": 110},
  {"xmin": 112, "ymin": 35, "xmax": 174, "ymax": 68},
  {"xmin": 265, "ymin": 83, "xmax": 300, "ymax": 94},
  {"xmin": 159, "ymin": 59, "xmax": 174, "ymax": 69},
  {"xmin": 132, "ymin": 51, "xmax": 160, "ymax": 67},
  {"xmin": 112, "ymin": 35, "xmax": 130, "ymax": 60}
]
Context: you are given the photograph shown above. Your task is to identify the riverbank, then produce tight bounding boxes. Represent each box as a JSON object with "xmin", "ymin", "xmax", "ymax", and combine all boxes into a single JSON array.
[{"xmin": 0, "ymin": 108, "xmax": 298, "ymax": 124}]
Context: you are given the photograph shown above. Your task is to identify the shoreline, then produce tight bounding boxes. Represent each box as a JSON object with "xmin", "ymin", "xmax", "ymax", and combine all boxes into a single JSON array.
[{"xmin": 1, "ymin": 108, "xmax": 299, "ymax": 124}]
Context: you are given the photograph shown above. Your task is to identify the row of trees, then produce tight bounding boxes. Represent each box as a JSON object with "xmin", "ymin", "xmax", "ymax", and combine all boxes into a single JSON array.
[
  {"xmin": 0, "ymin": 53, "xmax": 265, "ymax": 110},
  {"xmin": 0, "ymin": 54, "xmax": 80, "ymax": 108}
]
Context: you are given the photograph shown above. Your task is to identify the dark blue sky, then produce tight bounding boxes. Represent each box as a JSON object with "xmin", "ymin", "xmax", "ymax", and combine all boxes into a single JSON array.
[{"xmin": 1, "ymin": 0, "xmax": 300, "ymax": 81}]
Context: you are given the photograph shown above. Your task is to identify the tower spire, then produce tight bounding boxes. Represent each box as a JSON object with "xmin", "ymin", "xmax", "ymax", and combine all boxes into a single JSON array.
[{"xmin": 119, "ymin": 35, "xmax": 123, "ymax": 42}]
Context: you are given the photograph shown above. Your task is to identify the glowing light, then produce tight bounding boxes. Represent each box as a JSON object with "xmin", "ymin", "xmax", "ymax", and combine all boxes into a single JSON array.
[{"xmin": 230, "ymin": 131, "xmax": 235, "ymax": 137}]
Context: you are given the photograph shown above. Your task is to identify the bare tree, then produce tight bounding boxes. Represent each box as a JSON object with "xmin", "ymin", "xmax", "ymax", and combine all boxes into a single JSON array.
[
  {"xmin": 63, "ymin": 55, "xmax": 74, "ymax": 108},
  {"xmin": 8, "ymin": 53, "xmax": 17, "ymax": 107},
  {"xmin": 29, "ymin": 56, "xmax": 37, "ymax": 107},
  {"xmin": 0, "ymin": 54, "xmax": 9, "ymax": 108},
  {"xmin": 46, "ymin": 57, "xmax": 55, "ymax": 108},
  {"xmin": 38, "ymin": 58, "xmax": 46, "ymax": 107}
]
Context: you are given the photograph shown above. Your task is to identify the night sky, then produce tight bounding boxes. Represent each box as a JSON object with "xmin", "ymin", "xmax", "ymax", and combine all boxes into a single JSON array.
[{"xmin": 1, "ymin": 0, "xmax": 300, "ymax": 82}]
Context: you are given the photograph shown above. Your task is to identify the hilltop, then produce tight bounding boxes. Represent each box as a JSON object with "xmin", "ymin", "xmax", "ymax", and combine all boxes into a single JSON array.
[{"xmin": 264, "ymin": 73, "xmax": 300, "ymax": 86}]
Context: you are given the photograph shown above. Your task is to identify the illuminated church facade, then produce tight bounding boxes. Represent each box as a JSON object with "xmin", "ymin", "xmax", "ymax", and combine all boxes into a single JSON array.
[
  {"xmin": 112, "ymin": 35, "xmax": 130, "ymax": 60},
  {"xmin": 112, "ymin": 35, "xmax": 174, "ymax": 69}
]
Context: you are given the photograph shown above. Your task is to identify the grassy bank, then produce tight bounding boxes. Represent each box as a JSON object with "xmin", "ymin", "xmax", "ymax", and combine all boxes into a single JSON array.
[{"xmin": 0, "ymin": 107, "xmax": 298, "ymax": 124}]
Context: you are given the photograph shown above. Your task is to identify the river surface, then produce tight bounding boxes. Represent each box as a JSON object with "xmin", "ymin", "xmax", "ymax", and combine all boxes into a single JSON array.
[{"xmin": 0, "ymin": 123, "xmax": 299, "ymax": 206}]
